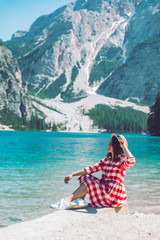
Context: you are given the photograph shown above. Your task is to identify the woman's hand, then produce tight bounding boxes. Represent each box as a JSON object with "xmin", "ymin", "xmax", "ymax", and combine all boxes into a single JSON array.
[
  {"xmin": 119, "ymin": 140, "xmax": 133, "ymax": 158},
  {"xmin": 64, "ymin": 169, "xmax": 86, "ymax": 184},
  {"xmin": 64, "ymin": 174, "xmax": 73, "ymax": 184},
  {"xmin": 119, "ymin": 140, "xmax": 127, "ymax": 151}
]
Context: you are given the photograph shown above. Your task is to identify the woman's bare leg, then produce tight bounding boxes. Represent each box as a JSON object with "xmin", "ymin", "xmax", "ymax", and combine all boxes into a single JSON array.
[{"xmin": 65, "ymin": 184, "xmax": 88, "ymax": 202}]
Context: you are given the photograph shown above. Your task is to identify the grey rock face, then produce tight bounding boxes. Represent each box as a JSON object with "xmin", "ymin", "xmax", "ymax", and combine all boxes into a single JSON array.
[
  {"xmin": 11, "ymin": 31, "xmax": 28, "ymax": 40},
  {"xmin": 123, "ymin": 0, "xmax": 160, "ymax": 59},
  {"xmin": 5, "ymin": 0, "xmax": 139, "ymax": 100},
  {"xmin": 97, "ymin": 39, "xmax": 160, "ymax": 103},
  {"xmin": 97, "ymin": 0, "xmax": 160, "ymax": 103},
  {"xmin": 4, "ymin": 0, "xmax": 160, "ymax": 103},
  {"xmin": 0, "ymin": 44, "xmax": 33, "ymax": 119}
]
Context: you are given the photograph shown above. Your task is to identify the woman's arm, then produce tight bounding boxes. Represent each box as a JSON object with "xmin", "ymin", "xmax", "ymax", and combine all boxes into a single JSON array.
[
  {"xmin": 120, "ymin": 141, "xmax": 133, "ymax": 157},
  {"xmin": 120, "ymin": 141, "xmax": 135, "ymax": 168},
  {"xmin": 64, "ymin": 169, "xmax": 87, "ymax": 184},
  {"xmin": 64, "ymin": 158, "xmax": 105, "ymax": 184}
]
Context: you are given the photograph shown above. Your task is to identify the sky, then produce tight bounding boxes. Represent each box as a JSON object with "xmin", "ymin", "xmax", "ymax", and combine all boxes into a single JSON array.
[{"xmin": 0, "ymin": 0, "xmax": 73, "ymax": 41}]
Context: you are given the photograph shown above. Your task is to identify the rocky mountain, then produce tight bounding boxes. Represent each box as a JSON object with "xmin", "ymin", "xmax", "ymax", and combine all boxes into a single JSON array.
[
  {"xmin": 1, "ymin": 0, "xmax": 160, "ymax": 131},
  {"xmin": 11, "ymin": 31, "xmax": 28, "ymax": 40},
  {"xmin": 0, "ymin": 43, "xmax": 149, "ymax": 133},
  {"xmin": 97, "ymin": 0, "xmax": 160, "ymax": 103},
  {"xmin": 0, "ymin": 44, "xmax": 33, "ymax": 123},
  {"xmin": 4, "ymin": 0, "xmax": 142, "ymax": 102},
  {"xmin": 123, "ymin": 0, "xmax": 160, "ymax": 59}
]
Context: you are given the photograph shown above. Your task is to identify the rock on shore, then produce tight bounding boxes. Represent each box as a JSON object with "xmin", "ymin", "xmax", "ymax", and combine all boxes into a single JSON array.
[{"xmin": 0, "ymin": 207, "xmax": 160, "ymax": 240}]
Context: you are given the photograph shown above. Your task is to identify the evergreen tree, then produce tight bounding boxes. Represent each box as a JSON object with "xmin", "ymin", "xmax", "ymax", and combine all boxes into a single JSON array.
[
  {"xmin": 87, "ymin": 104, "xmax": 148, "ymax": 133},
  {"xmin": 29, "ymin": 114, "xmax": 37, "ymax": 130},
  {"xmin": 148, "ymin": 92, "xmax": 160, "ymax": 136},
  {"xmin": 52, "ymin": 122, "xmax": 58, "ymax": 132}
]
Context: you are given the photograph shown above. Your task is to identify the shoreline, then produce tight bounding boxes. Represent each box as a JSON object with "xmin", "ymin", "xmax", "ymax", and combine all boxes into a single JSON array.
[
  {"xmin": 1, "ymin": 204, "xmax": 160, "ymax": 229},
  {"xmin": 0, "ymin": 128, "xmax": 149, "ymax": 135},
  {"xmin": 0, "ymin": 124, "xmax": 14, "ymax": 131},
  {"xmin": 0, "ymin": 207, "xmax": 160, "ymax": 240}
]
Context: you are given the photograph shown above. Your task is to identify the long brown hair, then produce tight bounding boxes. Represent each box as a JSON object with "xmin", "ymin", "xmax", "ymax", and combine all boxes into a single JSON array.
[{"xmin": 107, "ymin": 136, "xmax": 124, "ymax": 162}]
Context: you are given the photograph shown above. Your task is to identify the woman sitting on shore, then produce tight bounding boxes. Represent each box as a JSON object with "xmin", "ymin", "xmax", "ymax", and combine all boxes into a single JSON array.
[{"xmin": 51, "ymin": 134, "xmax": 135, "ymax": 209}]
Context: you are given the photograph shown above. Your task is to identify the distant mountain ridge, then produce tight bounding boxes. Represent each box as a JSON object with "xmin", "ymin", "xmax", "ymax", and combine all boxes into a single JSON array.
[
  {"xmin": 4, "ymin": 0, "xmax": 152, "ymax": 101},
  {"xmin": 0, "ymin": 0, "xmax": 156, "ymax": 132},
  {"xmin": 4, "ymin": 0, "xmax": 160, "ymax": 104}
]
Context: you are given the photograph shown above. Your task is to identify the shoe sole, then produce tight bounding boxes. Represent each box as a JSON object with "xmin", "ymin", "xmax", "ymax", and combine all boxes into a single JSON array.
[{"xmin": 69, "ymin": 204, "xmax": 88, "ymax": 209}]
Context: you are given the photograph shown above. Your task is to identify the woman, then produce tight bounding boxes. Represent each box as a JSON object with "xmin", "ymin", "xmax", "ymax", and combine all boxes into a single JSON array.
[{"xmin": 50, "ymin": 134, "xmax": 135, "ymax": 209}]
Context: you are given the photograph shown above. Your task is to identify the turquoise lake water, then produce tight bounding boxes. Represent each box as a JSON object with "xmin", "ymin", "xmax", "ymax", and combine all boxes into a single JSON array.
[{"xmin": 0, "ymin": 131, "xmax": 160, "ymax": 227}]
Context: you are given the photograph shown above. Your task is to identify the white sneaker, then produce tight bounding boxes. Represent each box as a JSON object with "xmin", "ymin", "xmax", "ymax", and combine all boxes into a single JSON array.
[
  {"xmin": 50, "ymin": 199, "xmax": 70, "ymax": 210},
  {"xmin": 70, "ymin": 198, "xmax": 88, "ymax": 209}
]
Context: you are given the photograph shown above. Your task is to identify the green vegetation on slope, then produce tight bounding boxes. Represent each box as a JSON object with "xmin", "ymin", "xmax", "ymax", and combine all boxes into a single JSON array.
[
  {"xmin": 38, "ymin": 72, "xmax": 67, "ymax": 99},
  {"xmin": 86, "ymin": 104, "xmax": 148, "ymax": 133},
  {"xmin": 148, "ymin": 92, "xmax": 160, "ymax": 136},
  {"xmin": 89, "ymin": 46, "xmax": 123, "ymax": 85},
  {"xmin": 0, "ymin": 108, "xmax": 50, "ymax": 131},
  {"xmin": 0, "ymin": 108, "xmax": 26, "ymax": 130}
]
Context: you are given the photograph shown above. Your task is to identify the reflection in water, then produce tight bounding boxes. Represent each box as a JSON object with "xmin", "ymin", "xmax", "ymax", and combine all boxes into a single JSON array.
[{"xmin": 0, "ymin": 131, "xmax": 160, "ymax": 226}]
